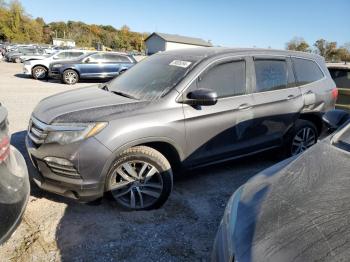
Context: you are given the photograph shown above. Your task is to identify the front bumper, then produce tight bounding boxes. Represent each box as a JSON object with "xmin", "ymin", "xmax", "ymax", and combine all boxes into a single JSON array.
[
  {"xmin": 48, "ymin": 70, "xmax": 61, "ymax": 79},
  {"xmin": 25, "ymin": 134, "xmax": 111, "ymax": 202},
  {"xmin": 0, "ymin": 146, "xmax": 30, "ymax": 245},
  {"xmin": 23, "ymin": 64, "xmax": 32, "ymax": 76}
]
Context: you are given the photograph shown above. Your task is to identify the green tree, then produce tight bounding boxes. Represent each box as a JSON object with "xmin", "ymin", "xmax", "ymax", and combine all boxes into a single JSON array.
[{"xmin": 286, "ymin": 37, "xmax": 310, "ymax": 52}]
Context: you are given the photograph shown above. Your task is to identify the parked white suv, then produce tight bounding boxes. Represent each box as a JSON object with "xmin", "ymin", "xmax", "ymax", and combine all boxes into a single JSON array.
[{"xmin": 23, "ymin": 50, "xmax": 88, "ymax": 79}]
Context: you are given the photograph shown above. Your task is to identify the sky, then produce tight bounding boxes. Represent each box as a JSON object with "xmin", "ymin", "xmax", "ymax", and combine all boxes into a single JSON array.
[{"xmin": 19, "ymin": 0, "xmax": 350, "ymax": 49}]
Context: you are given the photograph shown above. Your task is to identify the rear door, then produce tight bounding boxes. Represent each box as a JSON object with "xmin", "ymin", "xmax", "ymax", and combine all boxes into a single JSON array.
[
  {"xmin": 103, "ymin": 54, "xmax": 133, "ymax": 77},
  {"xmin": 291, "ymin": 57, "xmax": 327, "ymax": 110},
  {"xmin": 183, "ymin": 57, "xmax": 256, "ymax": 166},
  {"xmin": 250, "ymin": 56, "xmax": 303, "ymax": 148},
  {"xmin": 328, "ymin": 67, "xmax": 350, "ymax": 112}
]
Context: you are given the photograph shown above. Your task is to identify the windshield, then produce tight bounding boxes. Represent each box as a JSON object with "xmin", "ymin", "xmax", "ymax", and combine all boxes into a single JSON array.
[{"xmin": 108, "ymin": 54, "xmax": 199, "ymax": 101}]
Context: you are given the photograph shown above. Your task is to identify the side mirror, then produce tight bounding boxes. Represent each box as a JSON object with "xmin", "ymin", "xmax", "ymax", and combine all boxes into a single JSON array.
[
  {"xmin": 84, "ymin": 58, "xmax": 90, "ymax": 63},
  {"xmin": 322, "ymin": 109, "xmax": 350, "ymax": 130},
  {"xmin": 53, "ymin": 56, "xmax": 59, "ymax": 60},
  {"xmin": 184, "ymin": 88, "xmax": 218, "ymax": 106}
]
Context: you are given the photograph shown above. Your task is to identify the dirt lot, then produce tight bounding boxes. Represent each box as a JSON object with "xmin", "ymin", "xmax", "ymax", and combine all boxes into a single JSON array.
[{"xmin": 0, "ymin": 62, "xmax": 277, "ymax": 261}]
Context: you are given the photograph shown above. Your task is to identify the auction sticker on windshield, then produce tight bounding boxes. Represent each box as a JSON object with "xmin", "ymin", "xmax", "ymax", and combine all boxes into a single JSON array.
[{"xmin": 169, "ymin": 60, "xmax": 192, "ymax": 68}]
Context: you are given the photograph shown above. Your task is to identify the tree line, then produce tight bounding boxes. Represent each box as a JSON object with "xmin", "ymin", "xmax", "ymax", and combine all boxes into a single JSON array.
[
  {"xmin": 0, "ymin": 0, "xmax": 148, "ymax": 51},
  {"xmin": 286, "ymin": 37, "xmax": 350, "ymax": 62}
]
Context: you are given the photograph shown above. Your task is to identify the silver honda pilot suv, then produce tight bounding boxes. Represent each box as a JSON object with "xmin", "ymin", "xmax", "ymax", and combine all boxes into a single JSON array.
[{"xmin": 26, "ymin": 48, "xmax": 337, "ymax": 210}]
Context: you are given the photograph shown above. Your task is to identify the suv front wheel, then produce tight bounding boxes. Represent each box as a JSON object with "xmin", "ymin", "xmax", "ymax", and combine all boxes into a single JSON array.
[
  {"xmin": 62, "ymin": 69, "xmax": 79, "ymax": 85},
  {"xmin": 105, "ymin": 146, "xmax": 173, "ymax": 210}
]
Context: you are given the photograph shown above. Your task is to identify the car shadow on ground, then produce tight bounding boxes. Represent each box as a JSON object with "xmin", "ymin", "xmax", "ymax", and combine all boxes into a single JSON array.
[
  {"xmin": 11, "ymin": 130, "xmax": 277, "ymax": 261},
  {"xmin": 14, "ymin": 73, "xmax": 110, "ymax": 86}
]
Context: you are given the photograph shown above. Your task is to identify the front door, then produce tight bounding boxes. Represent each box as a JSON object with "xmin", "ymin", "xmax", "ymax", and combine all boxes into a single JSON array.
[
  {"xmin": 79, "ymin": 53, "xmax": 108, "ymax": 78},
  {"xmin": 182, "ymin": 57, "xmax": 256, "ymax": 167}
]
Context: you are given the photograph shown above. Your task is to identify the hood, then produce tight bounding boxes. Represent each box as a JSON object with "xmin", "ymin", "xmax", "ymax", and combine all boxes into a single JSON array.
[
  {"xmin": 230, "ymin": 141, "xmax": 350, "ymax": 261},
  {"xmin": 32, "ymin": 86, "xmax": 150, "ymax": 124}
]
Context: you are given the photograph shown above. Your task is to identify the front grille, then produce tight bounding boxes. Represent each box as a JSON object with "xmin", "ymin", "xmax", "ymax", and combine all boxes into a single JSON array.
[{"xmin": 28, "ymin": 117, "xmax": 48, "ymax": 145}]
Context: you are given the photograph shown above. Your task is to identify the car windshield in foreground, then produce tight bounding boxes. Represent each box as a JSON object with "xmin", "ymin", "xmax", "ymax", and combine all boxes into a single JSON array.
[
  {"xmin": 108, "ymin": 54, "xmax": 199, "ymax": 101},
  {"xmin": 334, "ymin": 122, "xmax": 350, "ymax": 152}
]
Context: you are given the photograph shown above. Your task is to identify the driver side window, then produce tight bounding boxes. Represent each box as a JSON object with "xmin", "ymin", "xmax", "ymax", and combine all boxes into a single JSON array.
[
  {"xmin": 197, "ymin": 60, "xmax": 246, "ymax": 98},
  {"xmin": 87, "ymin": 53, "xmax": 105, "ymax": 63}
]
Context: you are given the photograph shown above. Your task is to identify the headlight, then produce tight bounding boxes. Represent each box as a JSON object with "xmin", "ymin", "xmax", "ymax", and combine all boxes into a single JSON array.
[
  {"xmin": 52, "ymin": 64, "xmax": 62, "ymax": 68},
  {"xmin": 45, "ymin": 122, "xmax": 107, "ymax": 145}
]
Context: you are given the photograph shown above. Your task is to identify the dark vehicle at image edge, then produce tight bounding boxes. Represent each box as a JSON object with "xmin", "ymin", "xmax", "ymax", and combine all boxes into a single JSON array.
[
  {"xmin": 49, "ymin": 52, "xmax": 136, "ymax": 85},
  {"xmin": 212, "ymin": 109, "xmax": 350, "ymax": 262},
  {"xmin": 0, "ymin": 104, "xmax": 29, "ymax": 245},
  {"xmin": 26, "ymin": 48, "xmax": 337, "ymax": 211},
  {"xmin": 327, "ymin": 63, "xmax": 350, "ymax": 112}
]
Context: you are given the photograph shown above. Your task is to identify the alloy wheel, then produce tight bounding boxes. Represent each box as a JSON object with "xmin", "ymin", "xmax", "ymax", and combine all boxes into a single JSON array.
[
  {"xmin": 64, "ymin": 71, "xmax": 77, "ymax": 84},
  {"xmin": 34, "ymin": 68, "xmax": 46, "ymax": 79},
  {"xmin": 107, "ymin": 160, "xmax": 163, "ymax": 209},
  {"xmin": 291, "ymin": 127, "xmax": 316, "ymax": 155}
]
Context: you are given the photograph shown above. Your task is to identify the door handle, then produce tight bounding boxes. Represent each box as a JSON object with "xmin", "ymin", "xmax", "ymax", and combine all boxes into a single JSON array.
[
  {"xmin": 286, "ymin": 95, "xmax": 295, "ymax": 100},
  {"xmin": 237, "ymin": 103, "xmax": 252, "ymax": 110}
]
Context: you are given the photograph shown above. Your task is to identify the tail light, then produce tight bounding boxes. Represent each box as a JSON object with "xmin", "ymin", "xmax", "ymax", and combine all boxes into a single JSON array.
[
  {"xmin": 331, "ymin": 87, "xmax": 338, "ymax": 100},
  {"xmin": 0, "ymin": 135, "xmax": 10, "ymax": 163}
]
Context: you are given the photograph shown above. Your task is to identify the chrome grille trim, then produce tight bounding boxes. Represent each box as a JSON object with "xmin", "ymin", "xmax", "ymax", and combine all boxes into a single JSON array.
[
  {"xmin": 27, "ymin": 116, "xmax": 87, "ymax": 145},
  {"xmin": 28, "ymin": 117, "xmax": 48, "ymax": 145}
]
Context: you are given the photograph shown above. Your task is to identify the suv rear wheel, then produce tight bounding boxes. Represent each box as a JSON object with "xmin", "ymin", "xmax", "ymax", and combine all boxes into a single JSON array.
[
  {"xmin": 287, "ymin": 119, "xmax": 318, "ymax": 156},
  {"xmin": 105, "ymin": 146, "xmax": 173, "ymax": 210},
  {"xmin": 62, "ymin": 69, "xmax": 79, "ymax": 85},
  {"xmin": 32, "ymin": 66, "xmax": 48, "ymax": 80}
]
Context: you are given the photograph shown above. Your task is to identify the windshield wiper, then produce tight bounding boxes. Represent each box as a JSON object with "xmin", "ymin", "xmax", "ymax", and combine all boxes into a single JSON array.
[
  {"xmin": 110, "ymin": 90, "xmax": 139, "ymax": 100},
  {"xmin": 100, "ymin": 83, "xmax": 138, "ymax": 100}
]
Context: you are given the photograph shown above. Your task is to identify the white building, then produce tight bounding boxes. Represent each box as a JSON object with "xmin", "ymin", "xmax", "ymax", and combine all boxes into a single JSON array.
[
  {"xmin": 52, "ymin": 38, "xmax": 76, "ymax": 47},
  {"xmin": 144, "ymin": 32, "xmax": 212, "ymax": 55}
]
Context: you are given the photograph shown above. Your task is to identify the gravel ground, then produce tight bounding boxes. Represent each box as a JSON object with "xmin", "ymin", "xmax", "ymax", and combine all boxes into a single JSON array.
[{"xmin": 0, "ymin": 62, "xmax": 277, "ymax": 261}]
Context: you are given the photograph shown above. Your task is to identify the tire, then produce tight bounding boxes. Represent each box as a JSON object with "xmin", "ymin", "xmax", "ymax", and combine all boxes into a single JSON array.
[
  {"xmin": 14, "ymin": 57, "xmax": 21, "ymax": 63},
  {"xmin": 105, "ymin": 146, "xmax": 173, "ymax": 210},
  {"xmin": 32, "ymin": 66, "xmax": 48, "ymax": 80},
  {"xmin": 285, "ymin": 119, "xmax": 318, "ymax": 157},
  {"xmin": 62, "ymin": 69, "xmax": 79, "ymax": 85}
]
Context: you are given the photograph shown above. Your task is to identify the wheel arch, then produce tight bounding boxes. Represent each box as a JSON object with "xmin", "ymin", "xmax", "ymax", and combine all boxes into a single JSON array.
[
  {"xmin": 299, "ymin": 113, "xmax": 323, "ymax": 135},
  {"xmin": 63, "ymin": 67, "xmax": 80, "ymax": 77},
  {"xmin": 99, "ymin": 137, "xmax": 184, "ymax": 185},
  {"xmin": 32, "ymin": 64, "xmax": 48, "ymax": 72}
]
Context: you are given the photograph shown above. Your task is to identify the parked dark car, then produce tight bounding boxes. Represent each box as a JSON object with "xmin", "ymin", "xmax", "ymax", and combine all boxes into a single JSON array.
[
  {"xmin": 327, "ymin": 63, "xmax": 350, "ymax": 112},
  {"xmin": 212, "ymin": 109, "xmax": 350, "ymax": 262},
  {"xmin": 26, "ymin": 48, "xmax": 336, "ymax": 210},
  {"xmin": 49, "ymin": 52, "xmax": 136, "ymax": 85},
  {"xmin": 0, "ymin": 104, "xmax": 29, "ymax": 245}
]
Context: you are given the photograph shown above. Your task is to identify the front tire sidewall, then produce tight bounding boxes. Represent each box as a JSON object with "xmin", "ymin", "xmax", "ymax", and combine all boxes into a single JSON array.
[
  {"xmin": 62, "ymin": 70, "xmax": 79, "ymax": 85},
  {"xmin": 32, "ymin": 66, "xmax": 48, "ymax": 80},
  {"xmin": 105, "ymin": 149, "xmax": 173, "ymax": 210}
]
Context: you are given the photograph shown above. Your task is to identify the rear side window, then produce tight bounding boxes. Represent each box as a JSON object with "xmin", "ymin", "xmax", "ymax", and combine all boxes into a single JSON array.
[
  {"xmin": 104, "ymin": 54, "xmax": 130, "ymax": 63},
  {"xmin": 254, "ymin": 60, "xmax": 288, "ymax": 92},
  {"xmin": 292, "ymin": 58, "xmax": 324, "ymax": 86},
  {"xmin": 329, "ymin": 68, "xmax": 350, "ymax": 89},
  {"xmin": 198, "ymin": 60, "xmax": 246, "ymax": 98}
]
